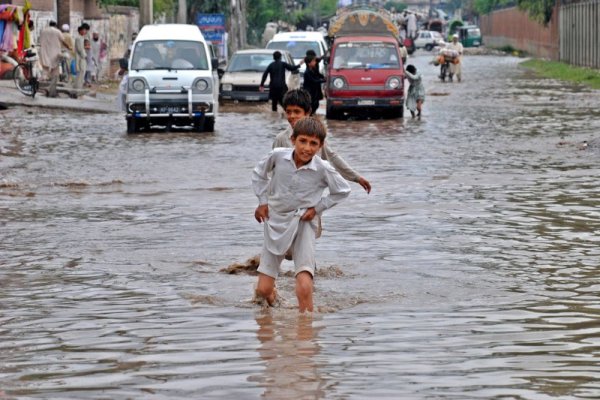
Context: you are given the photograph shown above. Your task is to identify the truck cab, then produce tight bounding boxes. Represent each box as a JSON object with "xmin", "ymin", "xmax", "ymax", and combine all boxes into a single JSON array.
[
  {"xmin": 327, "ymin": 36, "xmax": 404, "ymax": 119},
  {"xmin": 125, "ymin": 24, "xmax": 218, "ymax": 133},
  {"xmin": 325, "ymin": 8, "xmax": 405, "ymax": 119}
]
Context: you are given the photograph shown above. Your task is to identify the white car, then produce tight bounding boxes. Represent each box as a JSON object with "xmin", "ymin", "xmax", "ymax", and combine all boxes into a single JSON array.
[
  {"xmin": 414, "ymin": 30, "xmax": 444, "ymax": 51},
  {"xmin": 219, "ymin": 49, "xmax": 300, "ymax": 103}
]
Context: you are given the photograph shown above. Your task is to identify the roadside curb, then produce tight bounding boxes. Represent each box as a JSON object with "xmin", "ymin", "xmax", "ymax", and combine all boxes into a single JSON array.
[{"xmin": 0, "ymin": 79, "xmax": 120, "ymax": 114}]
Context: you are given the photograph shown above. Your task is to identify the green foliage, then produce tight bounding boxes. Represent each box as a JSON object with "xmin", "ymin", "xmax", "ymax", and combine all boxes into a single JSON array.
[
  {"xmin": 521, "ymin": 59, "xmax": 600, "ymax": 89},
  {"xmin": 383, "ymin": 1, "xmax": 407, "ymax": 12},
  {"xmin": 473, "ymin": 0, "xmax": 553, "ymax": 25},
  {"xmin": 516, "ymin": 0, "xmax": 554, "ymax": 25}
]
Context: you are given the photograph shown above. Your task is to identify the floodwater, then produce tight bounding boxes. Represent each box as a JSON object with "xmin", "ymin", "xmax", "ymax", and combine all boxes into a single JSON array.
[{"xmin": 2, "ymin": 52, "xmax": 600, "ymax": 399}]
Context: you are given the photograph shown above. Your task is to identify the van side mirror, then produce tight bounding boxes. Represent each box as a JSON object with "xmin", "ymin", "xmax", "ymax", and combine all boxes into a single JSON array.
[{"xmin": 211, "ymin": 58, "xmax": 219, "ymax": 70}]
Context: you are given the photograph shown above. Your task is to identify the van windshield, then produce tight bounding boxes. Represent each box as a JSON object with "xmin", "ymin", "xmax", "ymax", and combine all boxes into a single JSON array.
[
  {"xmin": 332, "ymin": 42, "xmax": 400, "ymax": 69},
  {"xmin": 266, "ymin": 41, "xmax": 323, "ymax": 59},
  {"xmin": 131, "ymin": 40, "xmax": 208, "ymax": 70}
]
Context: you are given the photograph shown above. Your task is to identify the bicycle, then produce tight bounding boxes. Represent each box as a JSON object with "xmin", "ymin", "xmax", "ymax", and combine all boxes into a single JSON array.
[{"xmin": 13, "ymin": 48, "xmax": 40, "ymax": 98}]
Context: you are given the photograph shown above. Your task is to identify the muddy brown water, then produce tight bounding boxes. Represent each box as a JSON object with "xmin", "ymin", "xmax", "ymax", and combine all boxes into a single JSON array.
[{"xmin": 1, "ymin": 52, "xmax": 600, "ymax": 399}]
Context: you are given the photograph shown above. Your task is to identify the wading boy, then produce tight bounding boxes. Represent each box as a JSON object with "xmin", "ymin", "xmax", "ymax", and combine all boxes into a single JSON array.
[
  {"xmin": 274, "ymin": 88, "xmax": 372, "ymax": 193},
  {"xmin": 252, "ymin": 117, "xmax": 351, "ymax": 312}
]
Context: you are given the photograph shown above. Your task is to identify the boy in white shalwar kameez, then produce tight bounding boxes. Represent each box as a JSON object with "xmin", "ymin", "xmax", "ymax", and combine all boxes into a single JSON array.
[{"xmin": 252, "ymin": 117, "xmax": 351, "ymax": 312}]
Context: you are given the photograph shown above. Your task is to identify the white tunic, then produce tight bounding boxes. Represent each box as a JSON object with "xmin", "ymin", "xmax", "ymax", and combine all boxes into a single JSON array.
[{"xmin": 252, "ymin": 148, "xmax": 351, "ymax": 255}]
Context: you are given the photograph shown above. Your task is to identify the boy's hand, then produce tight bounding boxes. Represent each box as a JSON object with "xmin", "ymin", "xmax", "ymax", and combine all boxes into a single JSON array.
[
  {"xmin": 358, "ymin": 176, "xmax": 372, "ymax": 194},
  {"xmin": 300, "ymin": 207, "xmax": 316, "ymax": 221},
  {"xmin": 255, "ymin": 204, "xmax": 269, "ymax": 223}
]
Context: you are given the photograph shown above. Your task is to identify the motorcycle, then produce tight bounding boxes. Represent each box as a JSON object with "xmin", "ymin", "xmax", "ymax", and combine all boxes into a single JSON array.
[{"xmin": 435, "ymin": 48, "xmax": 459, "ymax": 82}]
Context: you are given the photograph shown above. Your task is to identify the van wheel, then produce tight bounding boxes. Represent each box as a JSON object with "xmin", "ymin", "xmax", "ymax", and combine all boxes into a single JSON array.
[
  {"xmin": 126, "ymin": 117, "xmax": 138, "ymax": 134},
  {"xmin": 204, "ymin": 117, "xmax": 215, "ymax": 132},
  {"xmin": 425, "ymin": 44, "xmax": 433, "ymax": 51},
  {"xmin": 193, "ymin": 116, "xmax": 205, "ymax": 132}
]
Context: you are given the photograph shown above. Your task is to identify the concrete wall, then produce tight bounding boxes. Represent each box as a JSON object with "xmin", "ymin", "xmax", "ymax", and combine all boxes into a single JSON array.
[
  {"xmin": 9, "ymin": 0, "xmax": 138, "ymax": 80},
  {"xmin": 480, "ymin": 7, "xmax": 559, "ymax": 60}
]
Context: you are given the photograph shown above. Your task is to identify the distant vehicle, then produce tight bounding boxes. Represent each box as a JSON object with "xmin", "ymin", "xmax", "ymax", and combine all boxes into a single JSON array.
[
  {"xmin": 414, "ymin": 30, "xmax": 444, "ymax": 51},
  {"xmin": 125, "ymin": 24, "xmax": 219, "ymax": 133},
  {"xmin": 266, "ymin": 31, "xmax": 328, "ymax": 76},
  {"xmin": 219, "ymin": 49, "xmax": 300, "ymax": 103},
  {"xmin": 458, "ymin": 25, "xmax": 482, "ymax": 47}
]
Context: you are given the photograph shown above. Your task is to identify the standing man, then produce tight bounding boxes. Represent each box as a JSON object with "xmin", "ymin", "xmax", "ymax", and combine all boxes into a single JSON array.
[
  {"xmin": 259, "ymin": 51, "xmax": 302, "ymax": 112},
  {"xmin": 38, "ymin": 21, "xmax": 68, "ymax": 97},
  {"xmin": 60, "ymin": 24, "xmax": 74, "ymax": 83},
  {"xmin": 74, "ymin": 23, "xmax": 89, "ymax": 89},
  {"xmin": 446, "ymin": 34, "xmax": 464, "ymax": 82},
  {"xmin": 90, "ymin": 32, "xmax": 102, "ymax": 81},
  {"xmin": 406, "ymin": 12, "xmax": 417, "ymax": 40}
]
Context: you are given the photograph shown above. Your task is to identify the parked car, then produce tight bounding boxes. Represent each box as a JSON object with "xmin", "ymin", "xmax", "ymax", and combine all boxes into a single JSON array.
[
  {"xmin": 414, "ymin": 30, "xmax": 444, "ymax": 51},
  {"xmin": 219, "ymin": 49, "xmax": 299, "ymax": 103}
]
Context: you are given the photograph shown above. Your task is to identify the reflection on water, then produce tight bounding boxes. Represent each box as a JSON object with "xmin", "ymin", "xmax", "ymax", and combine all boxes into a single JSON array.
[
  {"xmin": 250, "ymin": 310, "xmax": 328, "ymax": 400},
  {"xmin": 2, "ymin": 53, "xmax": 600, "ymax": 398}
]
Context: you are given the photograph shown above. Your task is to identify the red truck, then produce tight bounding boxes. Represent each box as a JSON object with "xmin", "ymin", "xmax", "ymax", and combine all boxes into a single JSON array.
[{"xmin": 325, "ymin": 7, "xmax": 405, "ymax": 119}]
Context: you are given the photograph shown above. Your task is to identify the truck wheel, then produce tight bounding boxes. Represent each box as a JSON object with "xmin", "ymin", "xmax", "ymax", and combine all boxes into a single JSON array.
[
  {"xmin": 396, "ymin": 106, "xmax": 404, "ymax": 119},
  {"xmin": 326, "ymin": 106, "xmax": 340, "ymax": 120}
]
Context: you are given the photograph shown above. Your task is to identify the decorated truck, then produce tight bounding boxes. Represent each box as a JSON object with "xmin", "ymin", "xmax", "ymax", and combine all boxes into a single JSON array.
[{"xmin": 325, "ymin": 7, "xmax": 405, "ymax": 119}]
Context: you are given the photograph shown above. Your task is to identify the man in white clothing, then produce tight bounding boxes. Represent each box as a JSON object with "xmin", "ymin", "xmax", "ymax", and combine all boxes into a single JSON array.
[
  {"xmin": 252, "ymin": 117, "xmax": 351, "ymax": 312},
  {"xmin": 39, "ymin": 21, "xmax": 68, "ymax": 97},
  {"xmin": 446, "ymin": 34, "xmax": 464, "ymax": 82}
]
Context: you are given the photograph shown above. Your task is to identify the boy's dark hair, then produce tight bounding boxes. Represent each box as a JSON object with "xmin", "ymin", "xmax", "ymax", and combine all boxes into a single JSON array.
[
  {"xmin": 49, "ymin": 20, "xmax": 57, "ymax": 27},
  {"xmin": 406, "ymin": 64, "xmax": 416, "ymax": 74},
  {"xmin": 273, "ymin": 51, "xmax": 282, "ymax": 60},
  {"xmin": 283, "ymin": 88, "xmax": 312, "ymax": 114},
  {"xmin": 292, "ymin": 116, "xmax": 326, "ymax": 144}
]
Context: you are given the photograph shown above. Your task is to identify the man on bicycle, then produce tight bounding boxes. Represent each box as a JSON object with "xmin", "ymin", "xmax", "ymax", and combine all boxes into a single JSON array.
[{"xmin": 39, "ymin": 21, "xmax": 69, "ymax": 97}]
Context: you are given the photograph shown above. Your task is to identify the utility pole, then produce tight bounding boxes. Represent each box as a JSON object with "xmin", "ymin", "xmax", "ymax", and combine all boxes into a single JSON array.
[
  {"xmin": 56, "ymin": 0, "xmax": 70, "ymax": 29},
  {"xmin": 139, "ymin": 0, "xmax": 153, "ymax": 27},
  {"xmin": 177, "ymin": 0, "xmax": 187, "ymax": 23},
  {"xmin": 230, "ymin": 0, "xmax": 247, "ymax": 53}
]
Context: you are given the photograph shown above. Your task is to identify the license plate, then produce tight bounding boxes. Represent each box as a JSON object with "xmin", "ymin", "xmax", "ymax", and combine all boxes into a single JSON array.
[
  {"xmin": 358, "ymin": 100, "xmax": 375, "ymax": 106},
  {"xmin": 159, "ymin": 106, "xmax": 181, "ymax": 113},
  {"xmin": 246, "ymin": 96, "xmax": 260, "ymax": 101}
]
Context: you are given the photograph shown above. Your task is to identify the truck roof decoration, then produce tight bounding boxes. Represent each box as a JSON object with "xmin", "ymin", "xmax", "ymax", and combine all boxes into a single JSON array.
[{"xmin": 328, "ymin": 7, "xmax": 399, "ymax": 39}]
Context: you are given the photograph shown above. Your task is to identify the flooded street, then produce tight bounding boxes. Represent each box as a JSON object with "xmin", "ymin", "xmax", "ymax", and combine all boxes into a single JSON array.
[{"xmin": 2, "ymin": 52, "xmax": 600, "ymax": 399}]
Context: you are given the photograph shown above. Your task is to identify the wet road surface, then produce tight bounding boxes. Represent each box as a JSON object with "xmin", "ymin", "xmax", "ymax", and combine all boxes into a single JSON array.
[{"xmin": 2, "ymin": 51, "xmax": 600, "ymax": 399}]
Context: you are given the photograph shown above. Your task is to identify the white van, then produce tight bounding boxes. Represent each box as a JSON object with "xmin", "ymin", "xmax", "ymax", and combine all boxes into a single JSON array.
[
  {"xmin": 126, "ymin": 24, "xmax": 218, "ymax": 133},
  {"xmin": 266, "ymin": 31, "xmax": 328, "ymax": 76}
]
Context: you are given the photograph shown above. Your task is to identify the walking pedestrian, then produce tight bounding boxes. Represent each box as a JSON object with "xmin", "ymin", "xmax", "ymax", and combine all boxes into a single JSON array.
[
  {"xmin": 405, "ymin": 64, "xmax": 425, "ymax": 119},
  {"xmin": 302, "ymin": 56, "xmax": 325, "ymax": 116},
  {"xmin": 259, "ymin": 51, "xmax": 302, "ymax": 112},
  {"xmin": 446, "ymin": 34, "xmax": 464, "ymax": 82},
  {"xmin": 38, "ymin": 20, "xmax": 68, "ymax": 97}
]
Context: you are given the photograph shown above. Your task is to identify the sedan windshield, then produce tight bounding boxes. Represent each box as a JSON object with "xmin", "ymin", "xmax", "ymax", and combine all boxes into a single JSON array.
[
  {"xmin": 227, "ymin": 53, "xmax": 274, "ymax": 72},
  {"xmin": 131, "ymin": 40, "xmax": 208, "ymax": 70}
]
